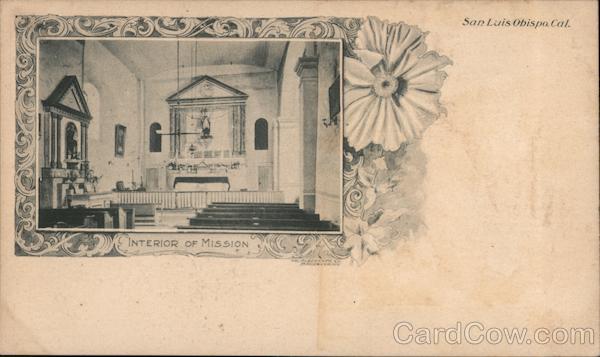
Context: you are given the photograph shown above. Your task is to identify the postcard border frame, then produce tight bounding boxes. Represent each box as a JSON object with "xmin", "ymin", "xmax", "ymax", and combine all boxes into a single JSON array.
[{"xmin": 15, "ymin": 15, "xmax": 363, "ymax": 262}]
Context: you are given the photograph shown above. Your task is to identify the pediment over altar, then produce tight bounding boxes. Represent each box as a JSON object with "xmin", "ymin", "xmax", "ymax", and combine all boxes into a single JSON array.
[
  {"xmin": 166, "ymin": 75, "xmax": 248, "ymax": 106},
  {"xmin": 167, "ymin": 75, "xmax": 247, "ymax": 159},
  {"xmin": 42, "ymin": 75, "xmax": 92, "ymax": 122}
]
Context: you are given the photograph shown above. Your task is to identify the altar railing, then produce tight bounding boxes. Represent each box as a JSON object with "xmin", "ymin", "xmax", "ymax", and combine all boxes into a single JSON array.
[{"xmin": 115, "ymin": 190, "xmax": 284, "ymax": 210}]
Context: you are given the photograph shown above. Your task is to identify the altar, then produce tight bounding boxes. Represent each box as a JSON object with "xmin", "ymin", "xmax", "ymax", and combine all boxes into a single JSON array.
[
  {"xmin": 164, "ymin": 75, "xmax": 250, "ymax": 191},
  {"xmin": 172, "ymin": 176, "xmax": 230, "ymax": 191},
  {"xmin": 39, "ymin": 75, "xmax": 95, "ymax": 209}
]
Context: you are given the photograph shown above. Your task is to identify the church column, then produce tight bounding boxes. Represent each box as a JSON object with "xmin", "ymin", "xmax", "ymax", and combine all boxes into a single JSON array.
[
  {"xmin": 174, "ymin": 110, "xmax": 179, "ymax": 157},
  {"xmin": 295, "ymin": 53, "xmax": 319, "ymax": 212},
  {"xmin": 42, "ymin": 113, "xmax": 50, "ymax": 167},
  {"xmin": 50, "ymin": 113, "xmax": 57, "ymax": 168},
  {"xmin": 273, "ymin": 120, "xmax": 280, "ymax": 191},
  {"xmin": 138, "ymin": 79, "xmax": 145, "ymax": 186},
  {"xmin": 176, "ymin": 111, "xmax": 182, "ymax": 157},
  {"xmin": 231, "ymin": 105, "xmax": 238, "ymax": 155},
  {"xmin": 56, "ymin": 115, "xmax": 62, "ymax": 168},
  {"xmin": 84, "ymin": 124, "xmax": 88, "ymax": 161},
  {"xmin": 50, "ymin": 113, "xmax": 63, "ymax": 169},
  {"xmin": 231, "ymin": 104, "xmax": 246, "ymax": 156},
  {"xmin": 81, "ymin": 123, "xmax": 88, "ymax": 175},
  {"xmin": 81, "ymin": 123, "xmax": 88, "ymax": 161},
  {"xmin": 239, "ymin": 105, "xmax": 246, "ymax": 154},
  {"xmin": 169, "ymin": 107, "xmax": 175, "ymax": 158},
  {"xmin": 277, "ymin": 120, "xmax": 300, "ymax": 203}
]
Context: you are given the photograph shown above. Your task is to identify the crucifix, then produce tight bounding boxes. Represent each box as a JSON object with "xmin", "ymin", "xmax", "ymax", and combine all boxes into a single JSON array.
[
  {"xmin": 158, "ymin": 108, "xmax": 211, "ymax": 138},
  {"xmin": 158, "ymin": 107, "xmax": 213, "ymax": 158}
]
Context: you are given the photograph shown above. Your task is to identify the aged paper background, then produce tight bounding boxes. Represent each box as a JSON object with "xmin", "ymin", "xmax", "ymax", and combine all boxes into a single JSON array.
[{"xmin": 1, "ymin": 0, "xmax": 598, "ymax": 355}]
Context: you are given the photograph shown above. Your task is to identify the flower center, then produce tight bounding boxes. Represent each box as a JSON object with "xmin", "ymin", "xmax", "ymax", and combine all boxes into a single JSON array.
[{"xmin": 373, "ymin": 73, "xmax": 399, "ymax": 98}]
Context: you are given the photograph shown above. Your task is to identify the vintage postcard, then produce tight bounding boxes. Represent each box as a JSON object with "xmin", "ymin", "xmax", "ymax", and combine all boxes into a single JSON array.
[{"xmin": 0, "ymin": 0, "xmax": 598, "ymax": 355}]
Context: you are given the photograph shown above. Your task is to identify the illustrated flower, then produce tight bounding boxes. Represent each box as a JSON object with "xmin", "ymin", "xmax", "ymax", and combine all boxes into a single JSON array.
[
  {"xmin": 356, "ymin": 156, "xmax": 396, "ymax": 211},
  {"xmin": 344, "ymin": 17, "xmax": 451, "ymax": 151},
  {"xmin": 342, "ymin": 142, "xmax": 426, "ymax": 263},
  {"xmin": 345, "ymin": 217, "xmax": 381, "ymax": 262},
  {"xmin": 345, "ymin": 208, "xmax": 408, "ymax": 263}
]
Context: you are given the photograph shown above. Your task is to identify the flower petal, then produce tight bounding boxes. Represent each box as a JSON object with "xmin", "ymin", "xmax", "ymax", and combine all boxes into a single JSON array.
[
  {"xmin": 387, "ymin": 99, "xmax": 407, "ymax": 151},
  {"xmin": 357, "ymin": 17, "xmax": 430, "ymax": 74},
  {"xmin": 372, "ymin": 156, "xmax": 388, "ymax": 171},
  {"xmin": 400, "ymin": 95, "xmax": 425, "ymax": 135},
  {"xmin": 344, "ymin": 87, "xmax": 372, "ymax": 107},
  {"xmin": 357, "ymin": 17, "xmax": 387, "ymax": 53},
  {"xmin": 365, "ymin": 99, "xmax": 406, "ymax": 151},
  {"xmin": 350, "ymin": 240, "xmax": 365, "ymax": 263},
  {"xmin": 344, "ymin": 217, "xmax": 362, "ymax": 235},
  {"xmin": 376, "ymin": 208, "xmax": 409, "ymax": 225},
  {"xmin": 345, "ymin": 93, "xmax": 376, "ymax": 141},
  {"xmin": 357, "ymin": 165, "xmax": 376, "ymax": 186},
  {"xmin": 355, "ymin": 96, "xmax": 384, "ymax": 149},
  {"xmin": 345, "ymin": 95, "xmax": 381, "ymax": 151},
  {"xmin": 370, "ymin": 96, "xmax": 388, "ymax": 138},
  {"xmin": 401, "ymin": 51, "xmax": 451, "ymax": 81},
  {"xmin": 385, "ymin": 24, "xmax": 427, "ymax": 73},
  {"xmin": 407, "ymin": 67, "xmax": 448, "ymax": 93},
  {"xmin": 402, "ymin": 89, "xmax": 443, "ymax": 117},
  {"xmin": 354, "ymin": 49, "xmax": 384, "ymax": 69},
  {"xmin": 344, "ymin": 57, "xmax": 375, "ymax": 87},
  {"xmin": 363, "ymin": 187, "xmax": 376, "ymax": 210},
  {"xmin": 362, "ymin": 232, "xmax": 380, "ymax": 254},
  {"xmin": 391, "ymin": 97, "xmax": 421, "ymax": 141}
]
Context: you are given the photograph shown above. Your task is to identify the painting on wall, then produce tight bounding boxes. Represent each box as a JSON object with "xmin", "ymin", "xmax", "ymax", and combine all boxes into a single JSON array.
[{"xmin": 114, "ymin": 124, "xmax": 126, "ymax": 157}]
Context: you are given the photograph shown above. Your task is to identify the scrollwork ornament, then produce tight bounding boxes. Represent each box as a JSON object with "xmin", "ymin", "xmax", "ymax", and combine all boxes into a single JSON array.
[
  {"xmin": 205, "ymin": 17, "xmax": 254, "ymax": 37},
  {"xmin": 19, "ymin": 15, "xmax": 72, "ymax": 55},
  {"xmin": 13, "ymin": 15, "xmax": 444, "ymax": 264},
  {"xmin": 71, "ymin": 17, "xmax": 123, "ymax": 37},
  {"xmin": 118, "ymin": 17, "xmax": 156, "ymax": 37},
  {"xmin": 153, "ymin": 17, "xmax": 211, "ymax": 37},
  {"xmin": 256, "ymin": 234, "xmax": 349, "ymax": 263},
  {"xmin": 289, "ymin": 17, "xmax": 344, "ymax": 40},
  {"xmin": 256, "ymin": 19, "xmax": 291, "ymax": 38}
]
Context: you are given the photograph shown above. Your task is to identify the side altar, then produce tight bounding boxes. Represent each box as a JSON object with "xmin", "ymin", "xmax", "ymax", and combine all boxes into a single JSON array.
[{"xmin": 39, "ymin": 76, "xmax": 109, "ymax": 208}]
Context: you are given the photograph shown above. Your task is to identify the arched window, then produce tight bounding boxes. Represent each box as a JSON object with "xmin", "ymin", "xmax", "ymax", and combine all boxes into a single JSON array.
[
  {"xmin": 149, "ymin": 122, "xmax": 162, "ymax": 152},
  {"xmin": 254, "ymin": 118, "xmax": 268, "ymax": 150}
]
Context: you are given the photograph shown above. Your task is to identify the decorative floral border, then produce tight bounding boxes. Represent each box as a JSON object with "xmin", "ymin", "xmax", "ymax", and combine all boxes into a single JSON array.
[{"xmin": 15, "ymin": 15, "xmax": 450, "ymax": 264}]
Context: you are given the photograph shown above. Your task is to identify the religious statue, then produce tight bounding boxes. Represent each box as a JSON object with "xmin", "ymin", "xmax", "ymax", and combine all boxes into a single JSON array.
[
  {"xmin": 198, "ymin": 108, "xmax": 212, "ymax": 138},
  {"xmin": 65, "ymin": 122, "xmax": 78, "ymax": 159},
  {"xmin": 201, "ymin": 116, "xmax": 211, "ymax": 137},
  {"xmin": 115, "ymin": 124, "xmax": 126, "ymax": 157}
]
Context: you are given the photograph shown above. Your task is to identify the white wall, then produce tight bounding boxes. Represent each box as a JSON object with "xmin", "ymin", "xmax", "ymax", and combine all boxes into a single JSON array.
[
  {"xmin": 142, "ymin": 67, "xmax": 278, "ymax": 191},
  {"xmin": 84, "ymin": 41, "xmax": 142, "ymax": 192},
  {"xmin": 39, "ymin": 41, "xmax": 83, "ymax": 100},
  {"xmin": 276, "ymin": 42, "xmax": 304, "ymax": 203},
  {"xmin": 276, "ymin": 41, "xmax": 342, "ymax": 224},
  {"xmin": 315, "ymin": 41, "xmax": 342, "ymax": 225},
  {"xmin": 38, "ymin": 40, "xmax": 142, "ymax": 193}
]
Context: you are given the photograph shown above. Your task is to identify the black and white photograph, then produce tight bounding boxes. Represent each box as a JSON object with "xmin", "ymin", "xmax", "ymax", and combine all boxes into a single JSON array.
[{"xmin": 37, "ymin": 38, "xmax": 343, "ymax": 232}]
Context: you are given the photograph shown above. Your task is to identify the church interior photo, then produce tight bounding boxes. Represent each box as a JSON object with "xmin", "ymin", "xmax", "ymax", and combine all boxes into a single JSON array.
[{"xmin": 37, "ymin": 38, "xmax": 342, "ymax": 232}]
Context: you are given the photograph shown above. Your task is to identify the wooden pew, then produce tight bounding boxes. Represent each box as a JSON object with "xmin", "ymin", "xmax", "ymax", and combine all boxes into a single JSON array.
[
  {"xmin": 39, "ymin": 208, "xmax": 133, "ymax": 229},
  {"xmin": 111, "ymin": 203, "xmax": 156, "ymax": 226}
]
